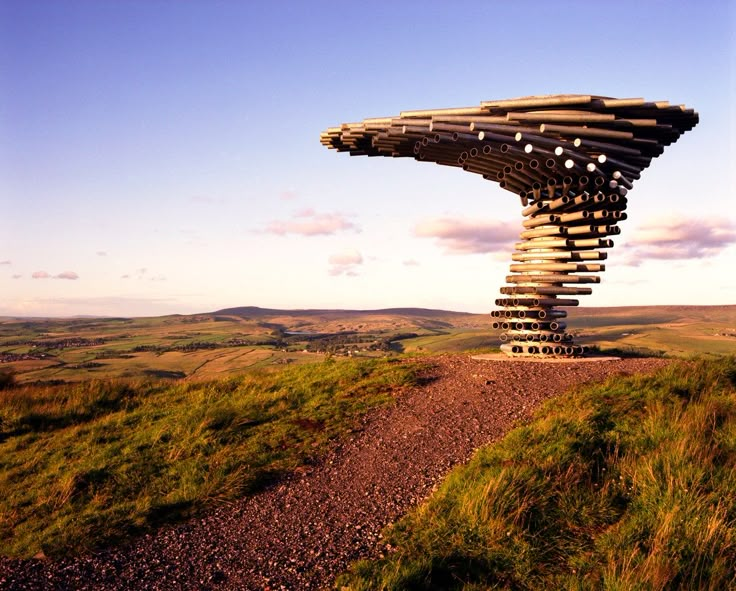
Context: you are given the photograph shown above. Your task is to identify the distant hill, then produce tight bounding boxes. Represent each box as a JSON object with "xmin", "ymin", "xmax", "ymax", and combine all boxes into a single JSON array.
[
  {"xmin": 213, "ymin": 306, "xmax": 475, "ymax": 319},
  {"xmin": 210, "ymin": 306, "xmax": 481, "ymax": 333},
  {"xmin": 212, "ymin": 304, "xmax": 736, "ymax": 328},
  {"xmin": 2, "ymin": 304, "xmax": 735, "ymax": 384},
  {"xmin": 567, "ymin": 304, "xmax": 736, "ymax": 326}
]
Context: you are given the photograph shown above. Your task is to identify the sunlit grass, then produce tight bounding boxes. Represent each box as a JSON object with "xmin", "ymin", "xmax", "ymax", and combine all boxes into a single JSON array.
[
  {"xmin": 0, "ymin": 357, "xmax": 421, "ymax": 558},
  {"xmin": 337, "ymin": 357, "xmax": 736, "ymax": 590}
]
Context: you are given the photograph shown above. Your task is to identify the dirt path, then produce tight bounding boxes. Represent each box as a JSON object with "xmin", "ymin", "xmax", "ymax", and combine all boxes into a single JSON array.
[{"xmin": 0, "ymin": 355, "xmax": 670, "ymax": 590}]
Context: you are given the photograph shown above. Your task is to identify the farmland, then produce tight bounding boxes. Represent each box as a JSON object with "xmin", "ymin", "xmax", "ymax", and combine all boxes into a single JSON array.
[{"xmin": 2, "ymin": 305, "xmax": 736, "ymax": 384}]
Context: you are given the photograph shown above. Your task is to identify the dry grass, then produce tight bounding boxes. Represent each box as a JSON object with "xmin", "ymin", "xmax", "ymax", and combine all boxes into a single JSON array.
[
  {"xmin": 0, "ymin": 357, "xmax": 421, "ymax": 558},
  {"xmin": 337, "ymin": 357, "xmax": 736, "ymax": 590}
]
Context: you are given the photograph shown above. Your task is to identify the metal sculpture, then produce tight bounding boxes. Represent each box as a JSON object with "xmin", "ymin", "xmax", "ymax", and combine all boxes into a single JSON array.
[{"xmin": 320, "ymin": 95, "xmax": 698, "ymax": 356}]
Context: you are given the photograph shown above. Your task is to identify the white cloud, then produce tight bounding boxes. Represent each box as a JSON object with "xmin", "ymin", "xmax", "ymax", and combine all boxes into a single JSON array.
[
  {"xmin": 266, "ymin": 210, "xmax": 359, "ymax": 236},
  {"xmin": 23, "ymin": 270, "xmax": 80, "ymax": 280},
  {"xmin": 120, "ymin": 268, "xmax": 162, "ymax": 280},
  {"xmin": 622, "ymin": 216, "xmax": 736, "ymax": 266},
  {"xmin": 328, "ymin": 250, "xmax": 363, "ymax": 265},
  {"xmin": 0, "ymin": 296, "xmax": 190, "ymax": 318},
  {"xmin": 328, "ymin": 248, "xmax": 363, "ymax": 276},
  {"xmin": 55, "ymin": 271, "xmax": 79, "ymax": 280},
  {"xmin": 414, "ymin": 217, "xmax": 518, "ymax": 254}
]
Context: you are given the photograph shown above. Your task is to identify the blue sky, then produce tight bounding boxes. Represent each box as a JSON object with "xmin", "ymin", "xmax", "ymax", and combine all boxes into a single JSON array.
[{"xmin": 1, "ymin": 0, "xmax": 734, "ymax": 316}]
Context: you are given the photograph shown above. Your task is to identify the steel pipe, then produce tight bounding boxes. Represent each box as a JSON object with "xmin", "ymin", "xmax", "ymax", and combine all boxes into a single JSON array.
[{"xmin": 322, "ymin": 93, "xmax": 698, "ymax": 357}]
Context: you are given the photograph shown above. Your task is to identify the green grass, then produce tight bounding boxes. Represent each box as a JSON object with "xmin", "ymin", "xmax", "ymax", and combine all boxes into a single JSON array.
[
  {"xmin": 4, "ymin": 308, "xmax": 736, "ymax": 383},
  {"xmin": 0, "ymin": 357, "xmax": 421, "ymax": 558},
  {"xmin": 336, "ymin": 357, "xmax": 736, "ymax": 590},
  {"xmin": 401, "ymin": 330, "xmax": 500, "ymax": 354}
]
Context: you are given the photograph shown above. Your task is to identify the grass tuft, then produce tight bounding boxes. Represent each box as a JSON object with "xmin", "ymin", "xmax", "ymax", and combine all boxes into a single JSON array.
[
  {"xmin": 0, "ymin": 357, "xmax": 421, "ymax": 558},
  {"xmin": 336, "ymin": 357, "xmax": 736, "ymax": 590},
  {"xmin": 0, "ymin": 369, "xmax": 16, "ymax": 391}
]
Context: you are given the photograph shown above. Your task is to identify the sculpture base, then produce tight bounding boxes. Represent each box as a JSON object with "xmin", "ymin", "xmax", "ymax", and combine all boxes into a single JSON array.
[
  {"xmin": 471, "ymin": 353, "xmax": 621, "ymax": 363},
  {"xmin": 499, "ymin": 342, "xmax": 587, "ymax": 356}
]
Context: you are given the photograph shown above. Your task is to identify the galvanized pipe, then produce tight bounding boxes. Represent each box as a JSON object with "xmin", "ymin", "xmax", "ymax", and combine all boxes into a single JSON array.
[{"xmin": 323, "ymin": 94, "xmax": 698, "ymax": 357}]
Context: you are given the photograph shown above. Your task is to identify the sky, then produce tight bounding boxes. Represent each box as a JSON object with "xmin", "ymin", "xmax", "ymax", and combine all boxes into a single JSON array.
[{"xmin": 1, "ymin": 0, "xmax": 735, "ymax": 317}]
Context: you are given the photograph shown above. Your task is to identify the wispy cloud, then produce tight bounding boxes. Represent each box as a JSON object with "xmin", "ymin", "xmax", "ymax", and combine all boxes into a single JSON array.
[
  {"xmin": 96, "ymin": 251, "xmax": 107, "ymax": 257},
  {"xmin": 12, "ymin": 274, "xmax": 22, "ymax": 279},
  {"xmin": 328, "ymin": 248, "xmax": 363, "ymax": 276},
  {"xmin": 120, "ymin": 268, "xmax": 165, "ymax": 281},
  {"xmin": 30, "ymin": 270, "xmax": 80, "ymax": 280},
  {"xmin": 622, "ymin": 216, "xmax": 736, "ymax": 266},
  {"xmin": 413, "ymin": 217, "xmax": 518, "ymax": 254},
  {"xmin": 266, "ymin": 209, "xmax": 359, "ymax": 236},
  {"xmin": 55, "ymin": 271, "xmax": 79, "ymax": 280},
  {"xmin": 403, "ymin": 259, "xmax": 420, "ymax": 267},
  {"xmin": 279, "ymin": 190, "xmax": 298, "ymax": 201},
  {"xmin": 121, "ymin": 268, "xmax": 142, "ymax": 280},
  {"xmin": 0, "ymin": 260, "xmax": 10, "ymax": 265},
  {"xmin": 0, "ymin": 296, "xmax": 189, "ymax": 318}
]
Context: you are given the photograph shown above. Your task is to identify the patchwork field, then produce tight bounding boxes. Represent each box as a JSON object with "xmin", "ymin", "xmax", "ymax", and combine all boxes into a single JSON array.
[
  {"xmin": 565, "ymin": 305, "xmax": 736, "ymax": 357},
  {"xmin": 1, "ymin": 305, "xmax": 735, "ymax": 384}
]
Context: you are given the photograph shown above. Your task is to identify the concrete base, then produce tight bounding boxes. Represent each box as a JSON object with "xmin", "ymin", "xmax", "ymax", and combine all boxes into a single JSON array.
[{"xmin": 471, "ymin": 353, "xmax": 621, "ymax": 363}]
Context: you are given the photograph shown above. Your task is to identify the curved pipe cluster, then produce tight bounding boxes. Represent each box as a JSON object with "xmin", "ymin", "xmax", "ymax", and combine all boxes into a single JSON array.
[{"xmin": 321, "ymin": 95, "xmax": 698, "ymax": 356}]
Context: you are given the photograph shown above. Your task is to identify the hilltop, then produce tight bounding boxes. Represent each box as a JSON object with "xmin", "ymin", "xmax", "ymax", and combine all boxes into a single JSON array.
[{"xmin": 212, "ymin": 305, "xmax": 482, "ymax": 333}]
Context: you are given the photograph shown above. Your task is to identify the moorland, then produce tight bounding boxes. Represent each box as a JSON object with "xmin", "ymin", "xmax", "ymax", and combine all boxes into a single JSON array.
[
  {"xmin": 2, "ymin": 304, "xmax": 735, "ymax": 384},
  {"xmin": 1, "ymin": 305, "xmax": 735, "ymax": 589}
]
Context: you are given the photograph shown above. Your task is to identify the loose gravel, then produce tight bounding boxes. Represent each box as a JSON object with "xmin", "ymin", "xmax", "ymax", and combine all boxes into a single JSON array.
[{"xmin": 0, "ymin": 355, "xmax": 670, "ymax": 590}]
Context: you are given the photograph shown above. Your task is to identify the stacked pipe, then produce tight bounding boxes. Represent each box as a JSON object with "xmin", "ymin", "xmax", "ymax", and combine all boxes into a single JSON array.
[{"xmin": 321, "ymin": 95, "xmax": 698, "ymax": 357}]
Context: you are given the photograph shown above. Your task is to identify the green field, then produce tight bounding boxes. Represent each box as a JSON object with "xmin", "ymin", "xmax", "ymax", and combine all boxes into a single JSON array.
[
  {"xmin": 566, "ymin": 306, "xmax": 736, "ymax": 358},
  {"xmin": 2, "ymin": 306, "xmax": 735, "ymax": 384},
  {"xmin": 0, "ymin": 309, "xmax": 486, "ymax": 384}
]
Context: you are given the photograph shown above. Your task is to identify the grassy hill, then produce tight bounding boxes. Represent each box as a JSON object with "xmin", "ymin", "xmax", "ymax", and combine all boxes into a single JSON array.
[
  {"xmin": 0, "ymin": 357, "xmax": 421, "ymax": 557},
  {"xmin": 336, "ymin": 357, "xmax": 736, "ymax": 590},
  {"xmin": 2, "ymin": 307, "xmax": 735, "ymax": 585},
  {"xmin": 566, "ymin": 305, "xmax": 736, "ymax": 357}
]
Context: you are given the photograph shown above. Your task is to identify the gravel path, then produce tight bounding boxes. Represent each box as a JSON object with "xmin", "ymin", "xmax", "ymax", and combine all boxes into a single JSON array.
[{"xmin": 0, "ymin": 355, "xmax": 670, "ymax": 590}]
